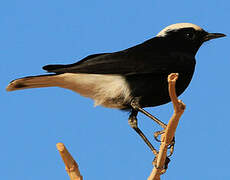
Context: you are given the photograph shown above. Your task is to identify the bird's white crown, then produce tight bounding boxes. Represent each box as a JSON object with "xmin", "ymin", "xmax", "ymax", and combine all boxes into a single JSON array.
[{"xmin": 156, "ymin": 23, "xmax": 203, "ymax": 37}]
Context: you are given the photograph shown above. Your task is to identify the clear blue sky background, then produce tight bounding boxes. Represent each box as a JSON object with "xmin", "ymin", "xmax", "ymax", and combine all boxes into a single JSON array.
[{"xmin": 1, "ymin": 0, "xmax": 229, "ymax": 179}]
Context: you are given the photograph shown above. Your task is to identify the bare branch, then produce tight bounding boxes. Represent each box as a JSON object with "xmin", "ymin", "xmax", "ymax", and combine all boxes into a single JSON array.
[
  {"xmin": 56, "ymin": 143, "xmax": 83, "ymax": 180},
  {"xmin": 148, "ymin": 73, "xmax": 186, "ymax": 180}
]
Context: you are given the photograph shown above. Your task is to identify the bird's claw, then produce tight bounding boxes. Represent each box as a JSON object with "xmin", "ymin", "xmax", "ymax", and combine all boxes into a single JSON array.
[
  {"xmin": 154, "ymin": 130, "xmax": 175, "ymax": 157},
  {"xmin": 152, "ymin": 155, "xmax": 171, "ymax": 174},
  {"xmin": 154, "ymin": 130, "xmax": 165, "ymax": 142},
  {"xmin": 167, "ymin": 137, "xmax": 175, "ymax": 157}
]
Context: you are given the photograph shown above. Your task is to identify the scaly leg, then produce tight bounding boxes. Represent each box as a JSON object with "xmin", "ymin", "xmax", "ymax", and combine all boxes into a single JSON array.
[
  {"xmin": 130, "ymin": 98, "xmax": 175, "ymax": 155},
  {"xmin": 128, "ymin": 109, "xmax": 158, "ymax": 155},
  {"xmin": 130, "ymin": 97, "xmax": 167, "ymax": 129}
]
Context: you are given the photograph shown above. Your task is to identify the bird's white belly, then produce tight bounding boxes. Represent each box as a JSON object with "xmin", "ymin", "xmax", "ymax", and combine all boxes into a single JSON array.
[{"xmin": 57, "ymin": 73, "xmax": 132, "ymax": 108}]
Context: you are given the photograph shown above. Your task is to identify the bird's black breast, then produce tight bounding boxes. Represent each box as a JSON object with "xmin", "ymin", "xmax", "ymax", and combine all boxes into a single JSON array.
[{"xmin": 124, "ymin": 53, "xmax": 196, "ymax": 108}]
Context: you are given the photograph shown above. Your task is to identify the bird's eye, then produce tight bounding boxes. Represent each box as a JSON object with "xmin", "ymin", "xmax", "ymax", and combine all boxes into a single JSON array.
[{"xmin": 185, "ymin": 32, "xmax": 195, "ymax": 40}]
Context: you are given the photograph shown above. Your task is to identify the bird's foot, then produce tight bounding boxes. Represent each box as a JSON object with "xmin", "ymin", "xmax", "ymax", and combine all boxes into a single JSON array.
[
  {"xmin": 154, "ymin": 130, "xmax": 165, "ymax": 142},
  {"xmin": 153, "ymin": 155, "xmax": 171, "ymax": 173},
  {"xmin": 167, "ymin": 137, "xmax": 175, "ymax": 157},
  {"xmin": 154, "ymin": 130, "xmax": 175, "ymax": 157}
]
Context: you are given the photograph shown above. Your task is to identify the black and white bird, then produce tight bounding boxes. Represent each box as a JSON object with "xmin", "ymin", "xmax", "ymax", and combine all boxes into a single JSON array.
[{"xmin": 6, "ymin": 23, "xmax": 225, "ymax": 153}]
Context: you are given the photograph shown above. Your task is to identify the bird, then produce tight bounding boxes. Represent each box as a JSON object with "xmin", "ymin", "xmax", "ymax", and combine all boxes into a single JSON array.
[{"xmin": 6, "ymin": 23, "xmax": 226, "ymax": 153}]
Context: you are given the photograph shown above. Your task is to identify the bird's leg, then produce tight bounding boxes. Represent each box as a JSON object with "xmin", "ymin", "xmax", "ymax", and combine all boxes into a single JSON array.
[
  {"xmin": 130, "ymin": 98, "xmax": 175, "ymax": 155},
  {"xmin": 128, "ymin": 109, "xmax": 158, "ymax": 156},
  {"xmin": 130, "ymin": 97, "xmax": 167, "ymax": 129}
]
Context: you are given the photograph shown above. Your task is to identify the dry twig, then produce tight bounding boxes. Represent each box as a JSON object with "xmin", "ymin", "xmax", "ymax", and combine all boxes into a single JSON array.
[
  {"xmin": 56, "ymin": 143, "xmax": 83, "ymax": 180},
  {"xmin": 147, "ymin": 73, "xmax": 186, "ymax": 180}
]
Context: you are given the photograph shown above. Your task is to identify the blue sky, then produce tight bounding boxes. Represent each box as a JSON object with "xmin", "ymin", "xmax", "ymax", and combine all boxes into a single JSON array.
[{"xmin": 1, "ymin": 0, "xmax": 229, "ymax": 179}]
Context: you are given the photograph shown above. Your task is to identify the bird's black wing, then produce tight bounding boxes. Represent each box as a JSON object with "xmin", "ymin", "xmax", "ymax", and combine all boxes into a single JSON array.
[{"xmin": 43, "ymin": 38, "xmax": 195, "ymax": 75}]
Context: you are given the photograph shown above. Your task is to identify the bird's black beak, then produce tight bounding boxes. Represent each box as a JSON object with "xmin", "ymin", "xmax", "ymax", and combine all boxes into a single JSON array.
[{"xmin": 203, "ymin": 32, "xmax": 226, "ymax": 42}]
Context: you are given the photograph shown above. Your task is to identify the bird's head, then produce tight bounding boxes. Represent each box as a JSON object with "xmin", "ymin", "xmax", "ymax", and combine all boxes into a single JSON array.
[{"xmin": 156, "ymin": 23, "xmax": 226, "ymax": 54}]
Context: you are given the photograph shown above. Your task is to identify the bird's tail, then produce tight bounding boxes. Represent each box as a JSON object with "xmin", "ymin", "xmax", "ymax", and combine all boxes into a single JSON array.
[{"xmin": 6, "ymin": 74, "xmax": 60, "ymax": 92}]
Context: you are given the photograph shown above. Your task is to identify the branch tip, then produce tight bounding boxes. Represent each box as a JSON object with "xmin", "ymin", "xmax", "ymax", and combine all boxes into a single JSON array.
[
  {"xmin": 56, "ymin": 143, "xmax": 83, "ymax": 180},
  {"xmin": 56, "ymin": 142, "xmax": 65, "ymax": 151},
  {"xmin": 168, "ymin": 73, "xmax": 179, "ymax": 83}
]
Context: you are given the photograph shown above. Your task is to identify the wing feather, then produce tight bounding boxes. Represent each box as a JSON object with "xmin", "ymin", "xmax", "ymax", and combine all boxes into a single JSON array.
[{"xmin": 42, "ymin": 38, "xmax": 195, "ymax": 75}]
